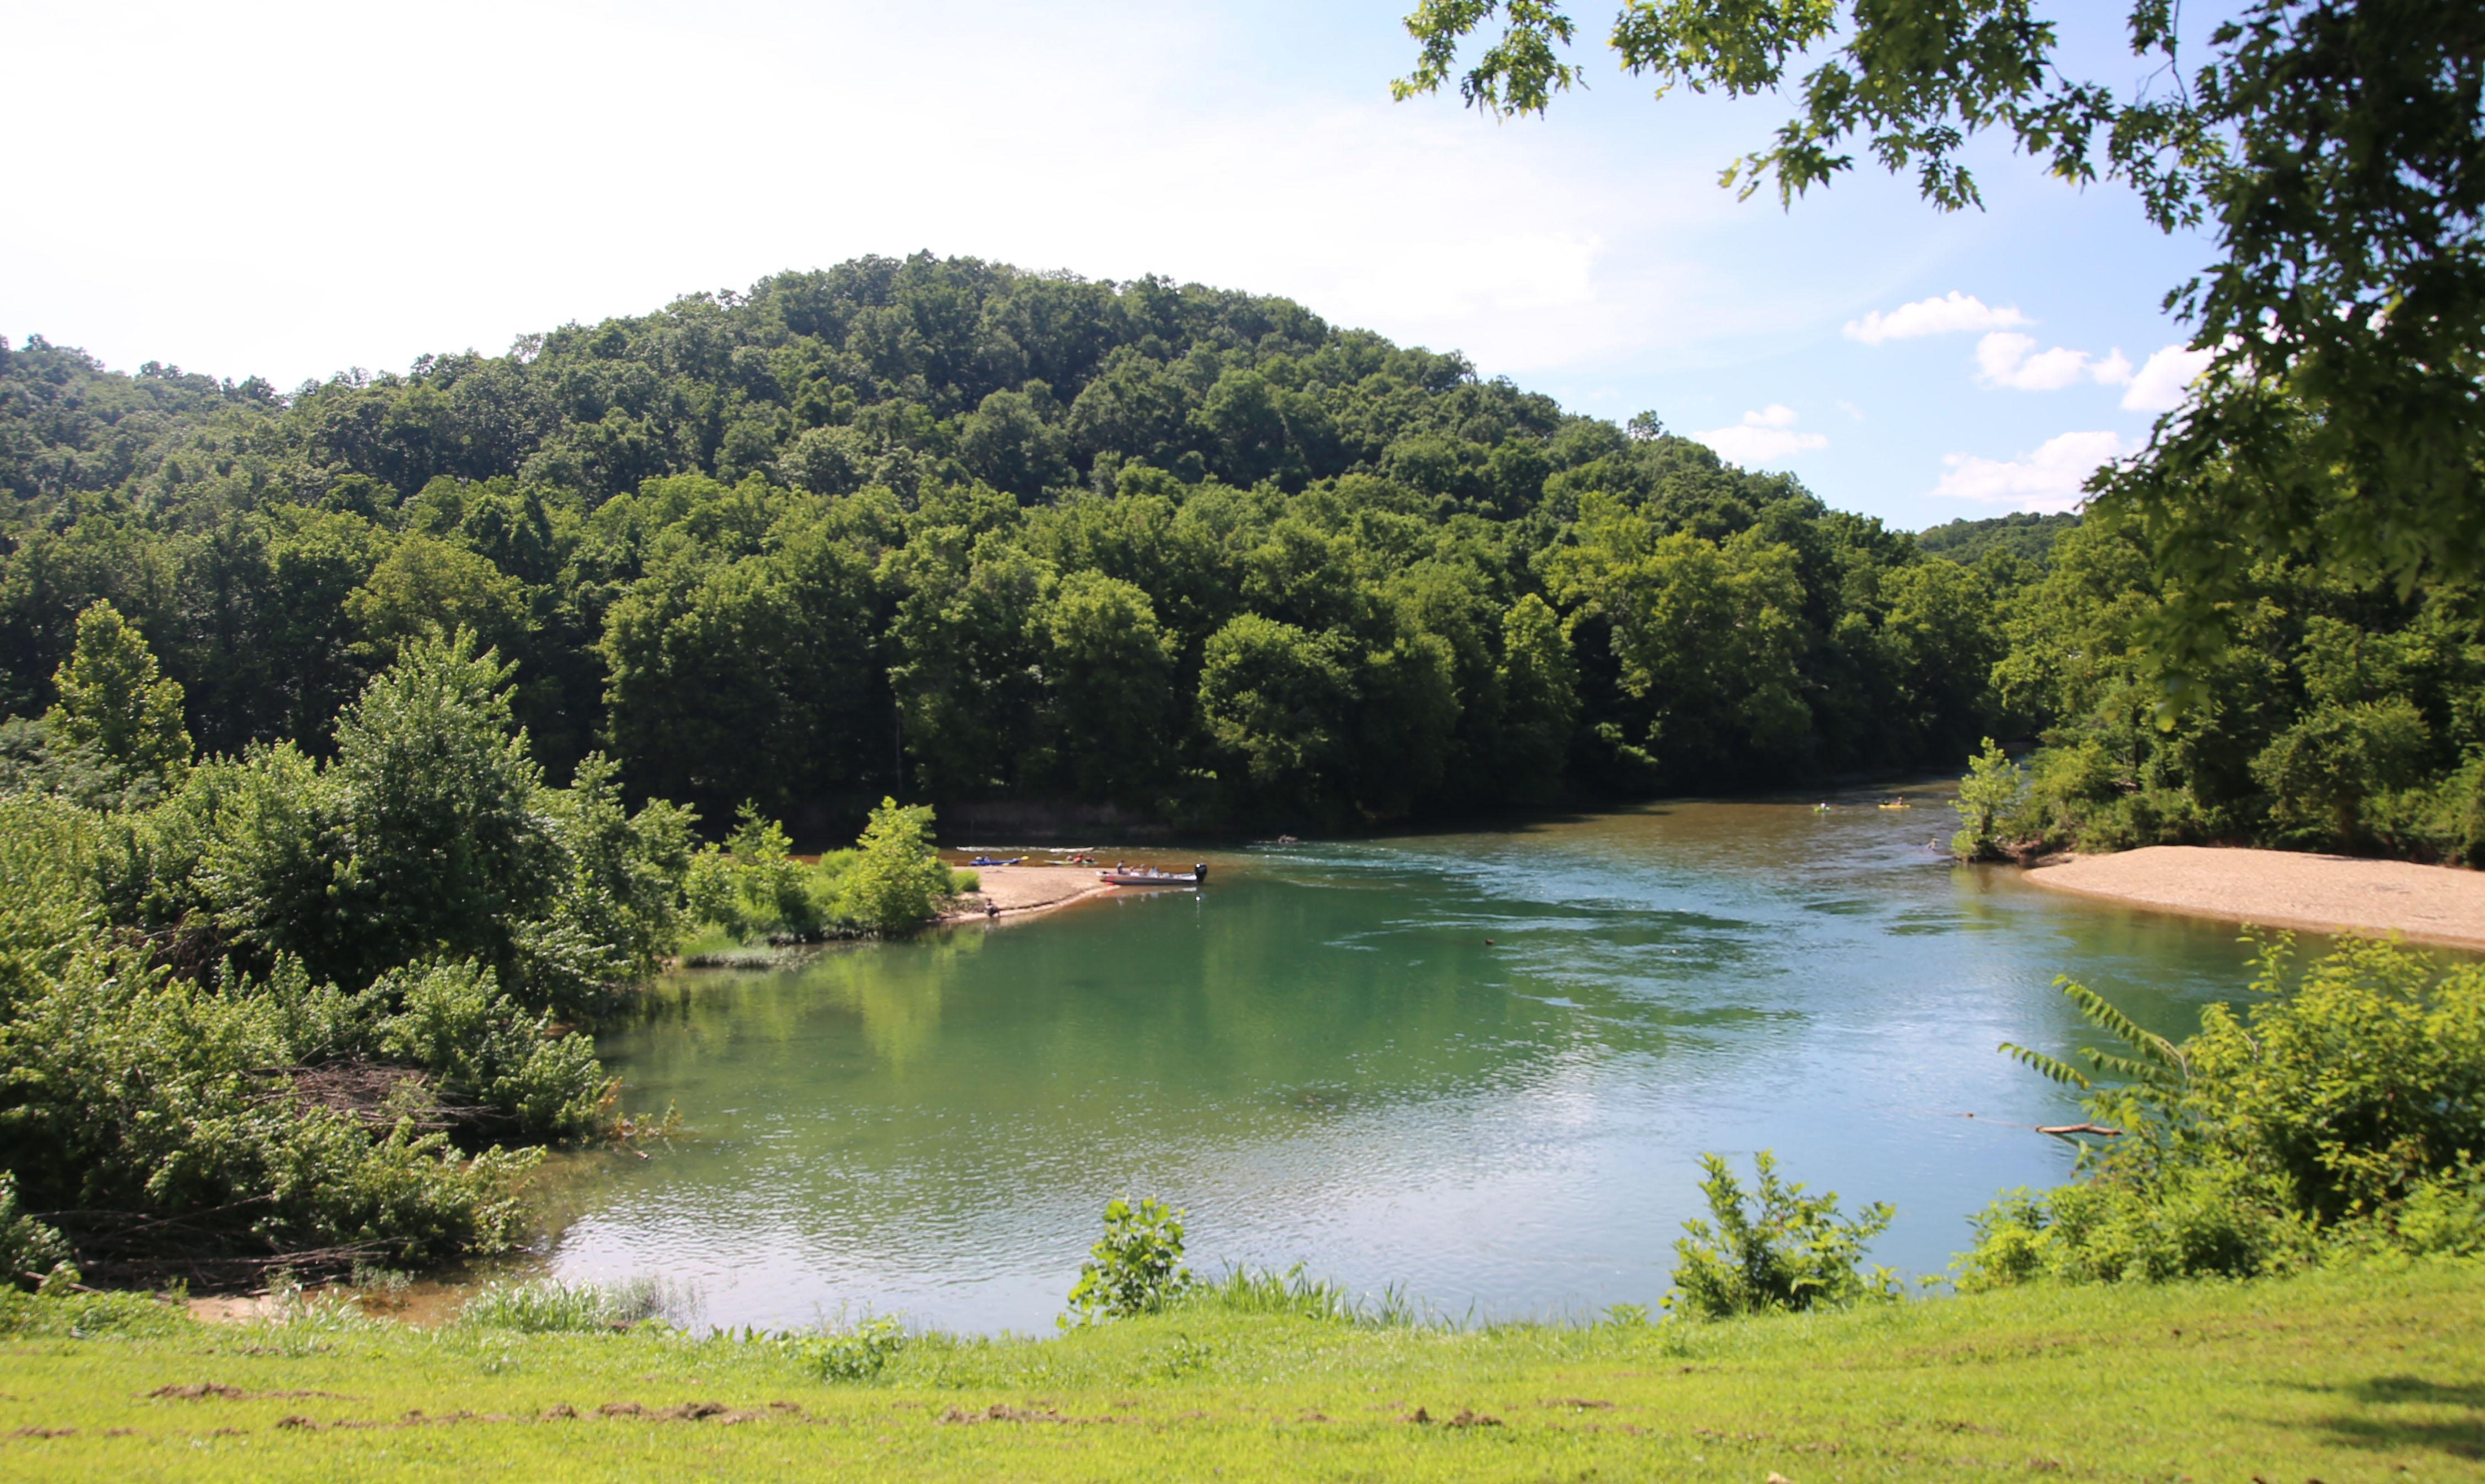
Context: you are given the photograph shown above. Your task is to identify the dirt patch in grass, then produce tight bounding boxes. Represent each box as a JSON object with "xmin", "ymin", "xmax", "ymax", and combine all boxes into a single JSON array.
[{"xmin": 147, "ymin": 1384, "xmax": 351, "ymax": 1401}]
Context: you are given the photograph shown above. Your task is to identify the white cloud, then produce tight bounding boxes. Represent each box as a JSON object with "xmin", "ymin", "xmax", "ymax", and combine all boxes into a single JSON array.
[
  {"xmin": 2121, "ymin": 343, "xmax": 2217, "ymax": 412},
  {"xmin": 1843, "ymin": 291, "xmax": 2030, "ymax": 345},
  {"xmin": 1, "ymin": 0, "xmax": 1766, "ymax": 389},
  {"xmin": 1694, "ymin": 404, "xmax": 1829, "ymax": 465},
  {"xmin": 1932, "ymin": 430, "xmax": 2135, "ymax": 512},
  {"xmin": 1974, "ymin": 332, "xmax": 2135, "ymax": 391}
]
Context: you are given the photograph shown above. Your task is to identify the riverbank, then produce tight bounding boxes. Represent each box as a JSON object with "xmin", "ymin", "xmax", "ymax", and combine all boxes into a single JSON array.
[
  {"xmin": 2026, "ymin": 844, "xmax": 2485, "ymax": 950},
  {"xmin": 6, "ymin": 1262, "xmax": 2480, "ymax": 1478},
  {"xmin": 943, "ymin": 864, "xmax": 1117, "ymax": 923}
]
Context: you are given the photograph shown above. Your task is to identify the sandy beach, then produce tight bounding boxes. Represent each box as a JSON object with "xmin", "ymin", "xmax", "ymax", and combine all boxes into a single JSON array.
[
  {"xmin": 2025, "ymin": 845, "xmax": 2485, "ymax": 950},
  {"xmin": 945, "ymin": 863, "xmax": 1119, "ymax": 923}
]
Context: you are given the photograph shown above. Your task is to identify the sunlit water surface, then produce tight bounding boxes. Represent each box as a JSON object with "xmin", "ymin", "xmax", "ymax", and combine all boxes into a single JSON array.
[{"xmin": 547, "ymin": 796, "xmax": 2290, "ymax": 1333}]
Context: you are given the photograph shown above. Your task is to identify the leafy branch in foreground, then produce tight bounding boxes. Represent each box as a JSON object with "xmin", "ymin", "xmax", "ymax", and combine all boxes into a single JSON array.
[
  {"xmin": 1998, "ymin": 975, "xmax": 2189, "ymax": 1092},
  {"xmin": 1397, "ymin": 1, "xmax": 2485, "ymax": 687}
]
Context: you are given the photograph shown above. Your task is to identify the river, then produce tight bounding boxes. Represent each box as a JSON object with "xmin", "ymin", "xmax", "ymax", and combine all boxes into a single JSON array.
[{"xmin": 545, "ymin": 795, "xmax": 2277, "ymax": 1333}]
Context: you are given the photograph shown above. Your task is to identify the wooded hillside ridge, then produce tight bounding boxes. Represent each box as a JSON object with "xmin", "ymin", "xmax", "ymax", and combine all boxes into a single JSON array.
[
  {"xmin": 1, "ymin": 256, "xmax": 2017, "ymax": 838},
  {"xmin": 8, "ymin": 254, "xmax": 2479, "ymax": 862}
]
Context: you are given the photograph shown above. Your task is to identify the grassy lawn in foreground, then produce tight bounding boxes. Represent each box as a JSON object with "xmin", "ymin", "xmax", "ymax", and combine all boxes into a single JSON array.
[{"xmin": 1, "ymin": 1262, "xmax": 2479, "ymax": 1481}]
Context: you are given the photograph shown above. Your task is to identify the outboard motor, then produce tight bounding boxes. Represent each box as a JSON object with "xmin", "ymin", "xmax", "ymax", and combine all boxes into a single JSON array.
[{"xmin": 1192, "ymin": 862, "xmax": 1208, "ymax": 883}]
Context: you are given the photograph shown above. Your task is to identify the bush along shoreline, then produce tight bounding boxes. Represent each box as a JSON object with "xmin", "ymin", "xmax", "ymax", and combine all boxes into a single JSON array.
[
  {"xmin": 1049, "ymin": 930, "xmax": 2485, "ymax": 1336},
  {"xmin": 0, "ymin": 608, "xmax": 962, "ymax": 1291},
  {"xmin": 1, "ymin": 934, "xmax": 2477, "ymax": 1477},
  {"xmin": 1948, "ymin": 501, "xmax": 2485, "ymax": 866}
]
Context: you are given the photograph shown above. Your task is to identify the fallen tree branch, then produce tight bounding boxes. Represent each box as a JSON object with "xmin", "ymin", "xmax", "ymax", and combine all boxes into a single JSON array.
[{"xmin": 1947, "ymin": 1112, "xmax": 2123, "ymax": 1138}]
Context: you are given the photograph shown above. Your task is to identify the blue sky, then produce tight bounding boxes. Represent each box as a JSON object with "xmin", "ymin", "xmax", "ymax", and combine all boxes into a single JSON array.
[{"xmin": 2, "ymin": 1, "xmax": 2226, "ymax": 530}]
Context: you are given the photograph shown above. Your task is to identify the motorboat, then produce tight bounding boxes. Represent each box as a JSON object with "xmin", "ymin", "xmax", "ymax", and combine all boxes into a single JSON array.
[{"xmin": 1099, "ymin": 863, "xmax": 1209, "ymax": 887}]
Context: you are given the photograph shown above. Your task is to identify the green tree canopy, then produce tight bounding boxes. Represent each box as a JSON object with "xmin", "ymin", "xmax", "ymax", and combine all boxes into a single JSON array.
[
  {"xmin": 1036, "ymin": 571, "xmax": 1181, "ymax": 803},
  {"xmin": 206, "ymin": 632, "xmax": 557, "ymax": 994},
  {"xmin": 1548, "ymin": 501, "xmax": 1813, "ymax": 776},
  {"xmin": 4, "ymin": 257, "xmax": 2051, "ymax": 834},
  {"xmin": 44, "ymin": 600, "xmax": 189, "ymax": 787},
  {"xmin": 838, "ymin": 797, "xmax": 957, "ymax": 932},
  {"xmin": 1199, "ymin": 613, "xmax": 1360, "ymax": 819},
  {"xmin": 346, "ymin": 532, "xmax": 532, "ymax": 665}
]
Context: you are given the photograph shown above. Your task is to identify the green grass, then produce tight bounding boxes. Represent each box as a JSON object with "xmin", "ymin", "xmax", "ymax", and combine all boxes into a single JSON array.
[
  {"xmin": 2, "ymin": 1262, "xmax": 2481, "ymax": 1480},
  {"xmin": 447, "ymin": 1279, "xmax": 671, "ymax": 1334}
]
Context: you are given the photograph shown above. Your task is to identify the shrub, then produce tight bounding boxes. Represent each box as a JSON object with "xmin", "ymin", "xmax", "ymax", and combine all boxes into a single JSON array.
[
  {"xmin": 1962, "ymin": 937, "xmax": 2485, "ymax": 1287},
  {"xmin": 1, "ymin": 1172, "xmax": 69, "ymax": 1288},
  {"xmin": 0, "ymin": 717, "xmax": 120, "ymax": 809},
  {"xmin": 681, "ymin": 797, "xmax": 956, "ymax": 946},
  {"xmin": 836, "ymin": 797, "xmax": 957, "ymax": 933},
  {"xmin": 0, "ymin": 630, "xmax": 686, "ymax": 1284},
  {"xmin": 1063, "ymin": 1195, "xmax": 1195, "ymax": 1325},
  {"xmin": 799, "ymin": 1314, "xmax": 908, "ymax": 1379},
  {"xmin": 1960, "ymin": 1165, "xmax": 2318, "ymax": 1289},
  {"xmin": 1665, "ymin": 1150, "xmax": 1898, "ymax": 1319},
  {"xmin": 0, "ymin": 792, "xmax": 99, "ymax": 1006},
  {"xmin": 2, "ymin": 819, "xmax": 546, "ymax": 1279},
  {"xmin": 1949, "ymin": 737, "xmax": 2026, "ymax": 860},
  {"xmin": 373, "ymin": 960, "xmax": 612, "ymax": 1140},
  {"xmin": 2385, "ymin": 1157, "xmax": 2485, "ymax": 1258},
  {"xmin": 185, "ymin": 635, "xmax": 688, "ymax": 1015},
  {"xmin": 0, "ymin": 953, "xmax": 540, "ymax": 1276},
  {"xmin": 531, "ymin": 752, "xmax": 696, "ymax": 992},
  {"xmin": 2252, "ymin": 698, "xmax": 2433, "ymax": 847},
  {"xmin": 683, "ymin": 807, "xmax": 831, "ymax": 942}
]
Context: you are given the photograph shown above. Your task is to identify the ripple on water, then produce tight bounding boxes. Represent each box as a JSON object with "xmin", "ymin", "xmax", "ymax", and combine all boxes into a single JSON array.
[{"xmin": 553, "ymin": 796, "xmax": 2280, "ymax": 1333}]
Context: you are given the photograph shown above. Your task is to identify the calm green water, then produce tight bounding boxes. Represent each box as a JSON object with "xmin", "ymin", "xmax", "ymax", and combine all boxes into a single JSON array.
[{"xmin": 551, "ymin": 797, "xmax": 2276, "ymax": 1333}]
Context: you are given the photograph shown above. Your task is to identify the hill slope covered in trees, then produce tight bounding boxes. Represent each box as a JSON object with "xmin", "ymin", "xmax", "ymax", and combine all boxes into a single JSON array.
[{"xmin": 1, "ymin": 254, "xmax": 2010, "ymax": 834}]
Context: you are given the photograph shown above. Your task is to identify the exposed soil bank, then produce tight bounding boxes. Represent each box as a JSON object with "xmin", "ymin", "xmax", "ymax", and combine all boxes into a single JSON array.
[
  {"xmin": 2026, "ymin": 845, "xmax": 2485, "ymax": 950},
  {"xmin": 944, "ymin": 865, "xmax": 1119, "ymax": 924}
]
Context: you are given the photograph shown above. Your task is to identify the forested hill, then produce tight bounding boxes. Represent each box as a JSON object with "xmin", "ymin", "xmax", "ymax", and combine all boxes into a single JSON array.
[
  {"xmin": 1916, "ymin": 512, "xmax": 2076, "ymax": 568},
  {"xmin": 0, "ymin": 254, "xmax": 2011, "ymax": 834}
]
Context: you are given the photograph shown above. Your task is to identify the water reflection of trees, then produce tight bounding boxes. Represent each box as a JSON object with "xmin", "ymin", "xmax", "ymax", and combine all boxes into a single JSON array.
[{"xmin": 605, "ymin": 885, "xmax": 1640, "ymax": 1141}]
